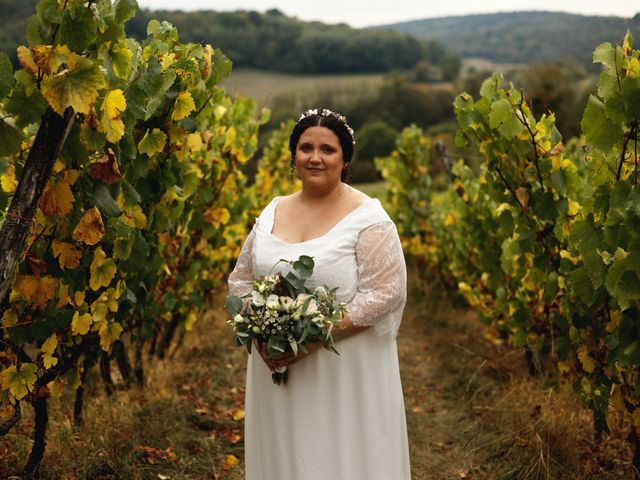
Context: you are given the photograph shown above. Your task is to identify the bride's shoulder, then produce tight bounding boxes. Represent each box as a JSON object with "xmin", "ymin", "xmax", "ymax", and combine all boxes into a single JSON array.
[{"xmin": 343, "ymin": 185, "xmax": 372, "ymax": 207}]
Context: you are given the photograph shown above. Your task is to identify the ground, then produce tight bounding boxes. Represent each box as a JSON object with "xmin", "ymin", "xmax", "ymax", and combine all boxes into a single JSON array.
[{"xmin": 0, "ymin": 266, "xmax": 635, "ymax": 479}]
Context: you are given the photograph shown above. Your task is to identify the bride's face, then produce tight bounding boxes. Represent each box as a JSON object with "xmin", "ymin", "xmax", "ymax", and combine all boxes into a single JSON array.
[{"xmin": 294, "ymin": 126, "xmax": 344, "ymax": 190}]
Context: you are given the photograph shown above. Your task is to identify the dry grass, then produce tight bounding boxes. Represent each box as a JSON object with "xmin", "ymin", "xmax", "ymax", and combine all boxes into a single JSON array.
[
  {"xmin": 0, "ymin": 302, "xmax": 248, "ymax": 480},
  {"xmin": 1, "ymin": 266, "xmax": 636, "ymax": 479},
  {"xmin": 402, "ymin": 271, "xmax": 635, "ymax": 479}
]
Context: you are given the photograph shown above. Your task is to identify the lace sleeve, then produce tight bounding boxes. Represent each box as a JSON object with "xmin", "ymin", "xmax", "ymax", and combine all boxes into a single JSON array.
[
  {"xmin": 346, "ymin": 221, "xmax": 407, "ymax": 336},
  {"xmin": 227, "ymin": 225, "xmax": 257, "ymax": 297}
]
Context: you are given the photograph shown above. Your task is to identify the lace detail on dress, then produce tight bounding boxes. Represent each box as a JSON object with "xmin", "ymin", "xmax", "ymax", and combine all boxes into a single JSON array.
[
  {"xmin": 346, "ymin": 222, "xmax": 407, "ymax": 336},
  {"xmin": 228, "ymin": 225, "xmax": 257, "ymax": 297}
]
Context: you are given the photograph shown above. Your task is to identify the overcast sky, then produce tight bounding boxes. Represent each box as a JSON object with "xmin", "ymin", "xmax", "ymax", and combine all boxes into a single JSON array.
[{"xmin": 137, "ymin": 1, "xmax": 638, "ymax": 27}]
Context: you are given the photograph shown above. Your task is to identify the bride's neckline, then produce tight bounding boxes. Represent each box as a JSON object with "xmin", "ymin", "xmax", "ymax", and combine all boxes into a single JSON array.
[{"xmin": 268, "ymin": 196, "xmax": 376, "ymax": 245}]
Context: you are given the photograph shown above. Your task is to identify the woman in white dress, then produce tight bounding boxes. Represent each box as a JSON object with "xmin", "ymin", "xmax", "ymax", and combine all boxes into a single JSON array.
[{"xmin": 227, "ymin": 108, "xmax": 411, "ymax": 480}]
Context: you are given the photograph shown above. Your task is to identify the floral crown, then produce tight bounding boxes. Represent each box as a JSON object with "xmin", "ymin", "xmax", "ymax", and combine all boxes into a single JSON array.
[{"xmin": 298, "ymin": 108, "xmax": 356, "ymax": 145}]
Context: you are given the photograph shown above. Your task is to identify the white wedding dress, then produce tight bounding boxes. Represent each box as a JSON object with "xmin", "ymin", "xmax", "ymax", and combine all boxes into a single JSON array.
[{"xmin": 228, "ymin": 196, "xmax": 411, "ymax": 480}]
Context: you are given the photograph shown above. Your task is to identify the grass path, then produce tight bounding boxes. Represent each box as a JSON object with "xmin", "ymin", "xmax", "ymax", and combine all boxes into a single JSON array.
[{"xmin": 1, "ymin": 268, "xmax": 635, "ymax": 479}]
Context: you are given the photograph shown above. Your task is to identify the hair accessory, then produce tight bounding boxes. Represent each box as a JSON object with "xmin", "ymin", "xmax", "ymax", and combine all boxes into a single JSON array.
[{"xmin": 298, "ymin": 108, "xmax": 356, "ymax": 145}]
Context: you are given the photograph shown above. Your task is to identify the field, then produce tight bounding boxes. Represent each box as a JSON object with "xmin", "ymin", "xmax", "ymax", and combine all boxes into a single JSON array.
[{"xmin": 221, "ymin": 69, "xmax": 387, "ymax": 107}]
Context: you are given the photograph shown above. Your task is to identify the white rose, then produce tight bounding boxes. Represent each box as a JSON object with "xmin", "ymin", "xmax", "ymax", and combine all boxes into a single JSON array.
[
  {"xmin": 313, "ymin": 286, "xmax": 327, "ymax": 298},
  {"xmin": 303, "ymin": 298, "xmax": 318, "ymax": 316},
  {"xmin": 294, "ymin": 293, "xmax": 310, "ymax": 308},
  {"xmin": 266, "ymin": 294, "xmax": 280, "ymax": 310},
  {"xmin": 280, "ymin": 296, "xmax": 294, "ymax": 312},
  {"xmin": 252, "ymin": 290, "xmax": 265, "ymax": 306}
]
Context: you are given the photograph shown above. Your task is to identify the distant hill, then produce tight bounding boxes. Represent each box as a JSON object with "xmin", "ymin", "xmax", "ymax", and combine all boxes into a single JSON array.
[
  {"xmin": 381, "ymin": 11, "xmax": 640, "ymax": 65},
  {"xmin": 0, "ymin": 1, "xmax": 459, "ymax": 78}
]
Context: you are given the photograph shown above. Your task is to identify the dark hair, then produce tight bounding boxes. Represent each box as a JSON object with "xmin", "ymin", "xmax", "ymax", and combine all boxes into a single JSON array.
[{"xmin": 289, "ymin": 109, "xmax": 355, "ymax": 182}]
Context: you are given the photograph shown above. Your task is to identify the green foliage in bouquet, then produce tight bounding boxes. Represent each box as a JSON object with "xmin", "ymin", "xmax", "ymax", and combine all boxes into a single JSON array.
[{"xmin": 225, "ymin": 255, "xmax": 346, "ymax": 383}]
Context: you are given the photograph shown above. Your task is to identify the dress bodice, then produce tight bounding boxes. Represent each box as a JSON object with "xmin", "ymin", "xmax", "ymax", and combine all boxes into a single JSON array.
[
  {"xmin": 229, "ymin": 195, "xmax": 407, "ymax": 337},
  {"xmin": 252, "ymin": 196, "xmax": 386, "ymax": 304}
]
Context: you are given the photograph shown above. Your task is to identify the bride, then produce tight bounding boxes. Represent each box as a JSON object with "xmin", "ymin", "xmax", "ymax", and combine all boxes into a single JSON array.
[{"xmin": 228, "ymin": 108, "xmax": 411, "ymax": 479}]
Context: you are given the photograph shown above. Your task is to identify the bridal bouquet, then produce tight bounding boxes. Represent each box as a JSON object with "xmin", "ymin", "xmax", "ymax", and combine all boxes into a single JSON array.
[{"xmin": 226, "ymin": 255, "xmax": 346, "ymax": 385}]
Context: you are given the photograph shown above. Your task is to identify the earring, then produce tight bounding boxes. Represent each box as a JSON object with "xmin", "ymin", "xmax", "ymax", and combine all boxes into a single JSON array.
[{"xmin": 289, "ymin": 161, "xmax": 296, "ymax": 183}]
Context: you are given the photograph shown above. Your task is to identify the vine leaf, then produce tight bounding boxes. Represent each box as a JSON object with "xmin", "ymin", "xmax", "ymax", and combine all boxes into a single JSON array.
[
  {"xmin": 172, "ymin": 91, "xmax": 195, "ymax": 121},
  {"xmin": 13, "ymin": 275, "xmax": 58, "ymax": 310},
  {"xmin": 39, "ymin": 179, "xmax": 75, "ymax": 217},
  {"xmin": 138, "ymin": 128, "xmax": 167, "ymax": 156},
  {"xmin": 89, "ymin": 247, "xmax": 116, "ymax": 291},
  {"xmin": 581, "ymin": 95, "xmax": 620, "ymax": 152},
  {"xmin": 0, "ymin": 52, "xmax": 14, "ymax": 98},
  {"xmin": 0, "ymin": 118, "xmax": 23, "ymax": 157},
  {"xmin": 41, "ymin": 334, "xmax": 58, "ymax": 369},
  {"xmin": 99, "ymin": 89, "xmax": 127, "ymax": 143},
  {"xmin": 41, "ymin": 54, "xmax": 107, "ymax": 115},
  {"xmin": 73, "ymin": 207, "xmax": 105, "ymax": 245},
  {"xmin": 98, "ymin": 321, "xmax": 123, "ymax": 351},
  {"xmin": 90, "ymin": 148, "xmax": 122, "ymax": 185},
  {"xmin": 52, "ymin": 240, "xmax": 82, "ymax": 270},
  {"xmin": 71, "ymin": 312, "xmax": 92, "ymax": 336},
  {"xmin": 0, "ymin": 363, "xmax": 38, "ymax": 400}
]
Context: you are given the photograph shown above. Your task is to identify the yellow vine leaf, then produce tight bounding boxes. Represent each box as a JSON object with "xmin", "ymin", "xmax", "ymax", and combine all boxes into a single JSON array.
[
  {"xmin": 577, "ymin": 345, "xmax": 596, "ymax": 373},
  {"xmin": 161, "ymin": 52, "xmax": 177, "ymax": 71},
  {"xmin": 73, "ymin": 290, "xmax": 86, "ymax": 307},
  {"xmin": 0, "ymin": 165, "xmax": 17, "ymax": 193},
  {"xmin": 13, "ymin": 275, "xmax": 58, "ymax": 309},
  {"xmin": 73, "ymin": 207, "xmax": 105, "ymax": 245},
  {"xmin": 71, "ymin": 311, "xmax": 93, "ymax": 336},
  {"xmin": 16, "ymin": 46, "xmax": 38, "ymax": 75},
  {"xmin": 99, "ymin": 89, "xmax": 126, "ymax": 143},
  {"xmin": 98, "ymin": 321, "xmax": 123, "ymax": 351},
  {"xmin": 63, "ymin": 169, "xmax": 80, "ymax": 185},
  {"xmin": 52, "ymin": 239, "xmax": 82, "ymax": 270},
  {"xmin": 1, "ymin": 363, "xmax": 38, "ymax": 400},
  {"xmin": 30, "ymin": 45, "xmax": 67, "ymax": 75},
  {"xmin": 203, "ymin": 207, "xmax": 230, "ymax": 227},
  {"xmin": 89, "ymin": 246, "xmax": 116, "ymax": 291},
  {"xmin": 91, "ymin": 301, "xmax": 109, "ymax": 324},
  {"xmin": 172, "ymin": 91, "xmax": 196, "ymax": 121},
  {"xmin": 2, "ymin": 309, "xmax": 18, "ymax": 327},
  {"xmin": 41, "ymin": 334, "xmax": 58, "ymax": 369},
  {"xmin": 202, "ymin": 44, "xmax": 213, "ymax": 79},
  {"xmin": 95, "ymin": 287, "xmax": 120, "ymax": 313},
  {"xmin": 41, "ymin": 53, "xmax": 107, "ymax": 116},
  {"xmin": 39, "ymin": 179, "xmax": 75, "ymax": 217},
  {"xmin": 186, "ymin": 132, "xmax": 202, "ymax": 152},
  {"xmin": 56, "ymin": 281, "xmax": 70, "ymax": 308},
  {"xmin": 444, "ymin": 212, "xmax": 456, "ymax": 226},
  {"xmin": 567, "ymin": 200, "xmax": 581, "ymax": 216},
  {"xmin": 120, "ymin": 204, "xmax": 147, "ymax": 228},
  {"xmin": 47, "ymin": 378, "xmax": 65, "ymax": 398}
]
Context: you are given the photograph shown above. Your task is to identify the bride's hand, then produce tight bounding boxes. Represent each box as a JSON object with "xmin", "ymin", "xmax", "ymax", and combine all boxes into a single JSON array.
[
  {"xmin": 253, "ymin": 339, "xmax": 293, "ymax": 371},
  {"xmin": 253, "ymin": 339, "xmax": 320, "ymax": 370}
]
